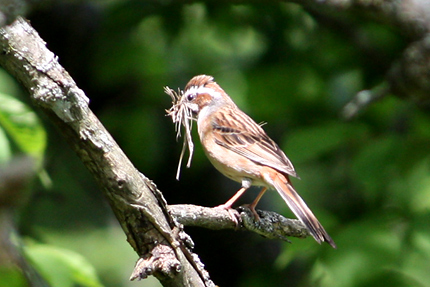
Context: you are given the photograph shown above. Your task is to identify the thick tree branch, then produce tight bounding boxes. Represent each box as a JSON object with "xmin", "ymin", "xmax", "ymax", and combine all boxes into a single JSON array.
[{"xmin": 0, "ymin": 17, "xmax": 213, "ymax": 287}]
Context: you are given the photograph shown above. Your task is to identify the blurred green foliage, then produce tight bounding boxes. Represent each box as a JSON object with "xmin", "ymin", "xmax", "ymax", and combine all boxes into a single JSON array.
[
  {"xmin": 1, "ymin": 0, "xmax": 430, "ymax": 286},
  {"xmin": 24, "ymin": 241, "xmax": 103, "ymax": 287},
  {"xmin": 0, "ymin": 93, "xmax": 46, "ymax": 165}
]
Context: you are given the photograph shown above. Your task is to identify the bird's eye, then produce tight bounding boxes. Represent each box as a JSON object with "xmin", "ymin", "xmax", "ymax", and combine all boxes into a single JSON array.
[{"xmin": 187, "ymin": 93, "xmax": 196, "ymax": 101}]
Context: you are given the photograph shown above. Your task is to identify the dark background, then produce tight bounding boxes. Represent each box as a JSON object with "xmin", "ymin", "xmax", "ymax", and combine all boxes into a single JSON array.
[{"xmin": 2, "ymin": 1, "xmax": 430, "ymax": 286}]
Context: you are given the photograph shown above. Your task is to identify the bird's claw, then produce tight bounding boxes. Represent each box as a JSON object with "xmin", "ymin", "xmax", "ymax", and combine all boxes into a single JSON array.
[
  {"xmin": 240, "ymin": 204, "xmax": 261, "ymax": 221},
  {"xmin": 214, "ymin": 204, "xmax": 241, "ymax": 228}
]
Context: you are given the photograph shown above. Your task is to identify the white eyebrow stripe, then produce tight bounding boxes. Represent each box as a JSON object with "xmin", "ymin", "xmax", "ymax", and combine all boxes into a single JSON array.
[{"xmin": 184, "ymin": 86, "xmax": 221, "ymax": 98}]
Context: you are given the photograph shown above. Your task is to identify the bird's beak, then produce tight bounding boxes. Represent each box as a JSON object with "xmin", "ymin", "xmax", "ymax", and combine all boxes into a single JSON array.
[{"xmin": 185, "ymin": 102, "xmax": 199, "ymax": 115}]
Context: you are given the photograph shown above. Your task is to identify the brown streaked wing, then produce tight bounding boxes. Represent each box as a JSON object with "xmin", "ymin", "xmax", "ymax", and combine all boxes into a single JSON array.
[{"xmin": 212, "ymin": 108, "xmax": 298, "ymax": 178}]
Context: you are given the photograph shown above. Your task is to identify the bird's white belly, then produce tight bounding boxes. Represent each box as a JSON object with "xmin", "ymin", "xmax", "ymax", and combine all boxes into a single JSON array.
[{"xmin": 204, "ymin": 146, "xmax": 267, "ymax": 187}]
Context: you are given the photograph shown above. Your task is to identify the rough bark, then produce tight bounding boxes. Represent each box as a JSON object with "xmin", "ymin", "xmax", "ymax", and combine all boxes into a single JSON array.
[{"xmin": 0, "ymin": 17, "xmax": 213, "ymax": 287}]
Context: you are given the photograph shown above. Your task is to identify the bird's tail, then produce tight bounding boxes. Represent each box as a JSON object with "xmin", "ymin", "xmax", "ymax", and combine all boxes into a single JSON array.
[{"xmin": 272, "ymin": 173, "xmax": 337, "ymax": 248}]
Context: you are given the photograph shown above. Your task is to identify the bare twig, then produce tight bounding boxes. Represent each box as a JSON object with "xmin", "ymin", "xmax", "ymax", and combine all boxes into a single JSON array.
[
  {"xmin": 341, "ymin": 83, "xmax": 390, "ymax": 119},
  {"xmin": 168, "ymin": 204, "xmax": 310, "ymax": 241}
]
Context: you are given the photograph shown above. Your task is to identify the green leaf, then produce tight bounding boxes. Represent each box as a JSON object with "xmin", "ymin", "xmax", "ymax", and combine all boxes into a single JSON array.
[
  {"xmin": 24, "ymin": 242, "xmax": 104, "ymax": 287},
  {"xmin": 0, "ymin": 93, "xmax": 46, "ymax": 164},
  {"xmin": 0, "ymin": 266, "xmax": 28, "ymax": 287},
  {"xmin": 0, "ymin": 125, "xmax": 12, "ymax": 164}
]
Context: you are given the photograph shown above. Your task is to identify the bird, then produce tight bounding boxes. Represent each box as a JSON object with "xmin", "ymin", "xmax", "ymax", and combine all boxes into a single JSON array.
[{"xmin": 181, "ymin": 74, "xmax": 336, "ymax": 248}]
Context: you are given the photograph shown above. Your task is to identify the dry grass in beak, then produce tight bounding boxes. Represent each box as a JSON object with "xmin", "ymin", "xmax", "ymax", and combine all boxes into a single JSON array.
[{"xmin": 165, "ymin": 86, "xmax": 195, "ymax": 180}]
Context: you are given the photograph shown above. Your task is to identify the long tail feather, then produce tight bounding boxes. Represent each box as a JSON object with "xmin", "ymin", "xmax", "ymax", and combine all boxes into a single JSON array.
[{"xmin": 272, "ymin": 174, "xmax": 337, "ymax": 248}]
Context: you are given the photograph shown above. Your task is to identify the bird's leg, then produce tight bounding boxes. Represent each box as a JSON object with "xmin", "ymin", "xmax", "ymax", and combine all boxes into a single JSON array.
[
  {"xmin": 217, "ymin": 186, "xmax": 248, "ymax": 209},
  {"xmin": 215, "ymin": 186, "xmax": 248, "ymax": 226},
  {"xmin": 247, "ymin": 187, "xmax": 267, "ymax": 220},
  {"xmin": 216, "ymin": 178, "xmax": 252, "ymax": 209},
  {"xmin": 215, "ymin": 179, "xmax": 252, "ymax": 226}
]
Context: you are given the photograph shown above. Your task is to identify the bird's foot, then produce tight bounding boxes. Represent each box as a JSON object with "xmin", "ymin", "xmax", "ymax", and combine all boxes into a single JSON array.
[
  {"xmin": 214, "ymin": 204, "xmax": 241, "ymax": 228},
  {"xmin": 241, "ymin": 204, "xmax": 261, "ymax": 221}
]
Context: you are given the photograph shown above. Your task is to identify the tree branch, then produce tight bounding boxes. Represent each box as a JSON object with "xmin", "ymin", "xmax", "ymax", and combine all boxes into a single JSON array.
[
  {"xmin": 168, "ymin": 205, "xmax": 309, "ymax": 241},
  {"xmin": 0, "ymin": 17, "xmax": 213, "ymax": 287}
]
